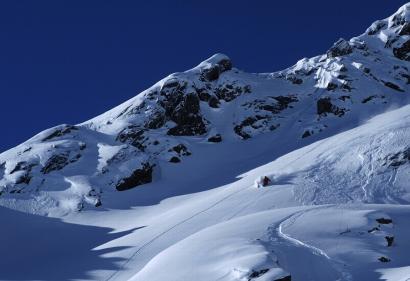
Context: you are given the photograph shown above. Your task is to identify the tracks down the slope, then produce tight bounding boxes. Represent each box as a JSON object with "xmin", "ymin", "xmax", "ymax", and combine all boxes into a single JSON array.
[
  {"xmin": 105, "ymin": 183, "xmax": 253, "ymax": 281},
  {"xmin": 269, "ymin": 208, "xmax": 352, "ymax": 281}
]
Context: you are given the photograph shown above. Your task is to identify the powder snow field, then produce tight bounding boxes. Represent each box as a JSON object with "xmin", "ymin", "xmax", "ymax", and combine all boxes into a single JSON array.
[
  {"xmin": 2, "ymin": 102, "xmax": 410, "ymax": 281},
  {"xmin": 1, "ymin": 3, "xmax": 410, "ymax": 281}
]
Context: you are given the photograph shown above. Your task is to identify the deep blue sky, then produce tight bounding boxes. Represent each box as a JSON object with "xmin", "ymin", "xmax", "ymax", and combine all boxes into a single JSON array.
[{"xmin": 0, "ymin": 0, "xmax": 407, "ymax": 152}]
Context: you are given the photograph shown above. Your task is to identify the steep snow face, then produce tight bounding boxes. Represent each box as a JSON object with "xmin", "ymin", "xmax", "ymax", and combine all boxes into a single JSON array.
[{"xmin": 0, "ymin": 4, "xmax": 409, "ymax": 215}]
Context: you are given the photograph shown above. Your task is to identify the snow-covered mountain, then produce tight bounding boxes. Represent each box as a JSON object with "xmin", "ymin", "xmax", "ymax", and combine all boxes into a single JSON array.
[{"xmin": 1, "ymin": 3, "xmax": 410, "ymax": 281}]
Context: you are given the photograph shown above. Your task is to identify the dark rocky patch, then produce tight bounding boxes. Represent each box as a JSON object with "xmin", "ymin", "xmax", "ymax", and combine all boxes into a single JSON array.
[
  {"xmin": 399, "ymin": 22, "xmax": 410, "ymax": 36},
  {"xmin": 41, "ymin": 153, "xmax": 70, "ymax": 174},
  {"xmin": 215, "ymin": 84, "xmax": 251, "ymax": 102},
  {"xmin": 167, "ymin": 93, "xmax": 207, "ymax": 136},
  {"xmin": 362, "ymin": 95, "xmax": 377, "ymax": 103},
  {"xmin": 201, "ymin": 57, "xmax": 232, "ymax": 82},
  {"xmin": 327, "ymin": 38, "xmax": 353, "ymax": 58},
  {"xmin": 367, "ymin": 21, "xmax": 386, "ymax": 35},
  {"xmin": 234, "ymin": 116, "xmax": 274, "ymax": 140},
  {"xmin": 169, "ymin": 156, "xmax": 181, "ymax": 163},
  {"xmin": 208, "ymin": 134, "xmax": 222, "ymax": 143},
  {"xmin": 383, "ymin": 148, "xmax": 410, "ymax": 167},
  {"xmin": 326, "ymin": 82, "xmax": 338, "ymax": 91},
  {"xmin": 286, "ymin": 74, "xmax": 303, "ymax": 84},
  {"xmin": 145, "ymin": 111, "xmax": 166, "ymax": 130},
  {"xmin": 368, "ymin": 226, "xmax": 380, "ymax": 233},
  {"xmin": 10, "ymin": 161, "xmax": 36, "ymax": 175},
  {"xmin": 171, "ymin": 144, "xmax": 191, "ymax": 156},
  {"xmin": 115, "ymin": 163, "xmax": 153, "ymax": 191},
  {"xmin": 208, "ymin": 96, "xmax": 220, "ymax": 108},
  {"xmin": 302, "ymin": 130, "xmax": 312, "ymax": 138},
  {"xmin": 393, "ymin": 40, "xmax": 410, "ymax": 61},
  {"xmin": 248, "ymin": 268, "xmax": 269, "ymax": 280},
  {"xmin": 378, "ymin": 256, "xmax": 391, "ymax": 263},
  {"xmin": 317, "ymin": 98, "xmax": 345, "ymax": 116},
  {"xmin": 376, "ymin": 218, "xmax": 393, "ymax": 224},
  {"xmin": 15, "ymin": 173, "xmax": 32, "ymax": 185},
  {"xmin": 42, "ymin": 125, "xmax": 78, "ymax": 142},
  {"xmin": 385, "ymin": 236, "xmax": 394, "ymax": 247},
  {"xmin": 116, "ymin": 126, "xmax": 147, "ymax": 150},
  {"xmin": 382, "ymin": 81, "xmax": 404, "ymax": 92}
]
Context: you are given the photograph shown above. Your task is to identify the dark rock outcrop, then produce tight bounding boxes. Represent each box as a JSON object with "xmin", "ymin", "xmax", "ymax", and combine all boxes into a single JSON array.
[
  {"xmin": 376, "ymin": 218, "xmax": 393, "ymax": 224},
  {"xmin": 378, "ymin": 256, "xmax": 391, "ymax": 263},
  {"xmin": 385, "ymin": 236, "xmax": 394, "ymax": 247},
  {"xmin": 169, "ymin": 156, "xmax": 181, "ymax": 163},
  {"xmin": 208, "ymin": 134, "xmax": 222, "ymax": 143},
  {"xmin": 327, "ymin": 38, "xmax": 353, "ymax": 58},
  {"xmin": 201, "ymin": 56, "xmax": 233, "ymax": 82},
  {"xmin": 316, "ymin": 98, "xmax": 345, "ymax": 116},
  {"xmin": 167, "ymin": 93, "xmax": 207, "ymax": 136},
  {"xmin": 116, "ymin": 126, "xmax": 147, "ymax": 150},
  {"xmin": 42, "ymin": 125, "xmax": 78, "ymax": 142},
  {"xmin": 41, "ymin": 153, "xmax": 71, "ymax": 174},
  {"xmin": 393, "ymin": 40, "xmax": 410, "ymax": 61},
  {"xmin": 115, "ymin": 163, "xmax": 153, "ymax": 191}
]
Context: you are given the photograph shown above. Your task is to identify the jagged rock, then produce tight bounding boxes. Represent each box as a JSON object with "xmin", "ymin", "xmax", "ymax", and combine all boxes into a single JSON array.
[
  {"xmin": 42, "ymin": 125, "xmax": 78, "ymax": 142},
  {"xmin": 326, "ymin": 82, "xmax": 338, "ymax": 91},
  {"xmin": 327, "ymin": 38, "xmax": 353, "ymax": 58},
  {"xmin": 286, "ymin": 74, "xmax": 303, "ymax": 84},
  {"xmin": 399, "ymin": 22, "xmax": 410, "ymax": 35},
  {"xmin": 41, "ymin": 153, "xmax": 70, "ymax": 174},
  {"xmin": 10, "ymin": 161, "xmax": 36, "ymax": 174},
  {"xmin": 215, "ymin": 84, "xmax": 251, "ymax": 102},
  {"xmin": 393, "ymin": 40, "xmax": 410, "ymax": 61},
  {"xmin": 383, "ymin": 147, "xmax": 410, "ymax": 167},
  {"xmin": 302, "ymin": 130, "xmax": 312, "ymax": 138},
  {"xmin": 383, "ymin": 80, "xmax": 404, "ymax": 92},
  {"xmin": 248, "ymin": 268, "xmax": 269, "ymax": 280},
  {"xmin": 145, "ymin": 111, "xmax": 166, "ymax": 129},
  {"xmin": 385, "ymin": 236, "xmax": 394, "ymax": 247},
  {"xmin": 378, "ymin": 256, "xmax": 391, "ymax": 263},
  {"xmin": 169, "ymin": 156, "xmax": 181, "ymax": 163},
  {"xmin": 171, "ymin": 144, "xmax": 191, "ymax": 156},
  {"xmin": 201, "ymin": 55, "xmax": 233, "ymax": 82},
  {"xmin": 317, "ymin": 98, "xmax": 345, "ymax": 116},
  {"xmin": 367, "ymin": 20, "xmax": 386, "ymax": 35},
  {"xmin": 362, "ymin": 95, "xmax": 377, "ymax": 103},
  {"xmin": 116, "ymin": 126, "xmax": 147, "ymax": 150},
  {"xmin": 167, "ymin": 93, "xmax": 207, "ymax": 136},
  {"xmin": 376, "ymin": 218, "xmax": 393, "ymax": 224},
  {"xmin": 208, "ymin": 134, "xmax": 222, "ymax": 143},
  {"xmin": 208, "ymin": 96, "xmax": 220, "ymax": 108},
  {"xmin": 115, "ymin": 163, "xmax": 153, "ymax": 191},
  {"xmin": 368, "ymin": 226, "xmax": 380, "ymax": 233}
]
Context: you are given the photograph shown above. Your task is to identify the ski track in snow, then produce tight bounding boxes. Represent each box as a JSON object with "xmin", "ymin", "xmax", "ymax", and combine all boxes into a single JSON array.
[
  {"xmin": 105, "ymin": 183, "xmax": 254, "ymax": 281},
  {"xmin": 273, "ymin": 207, "xmax": 353, "ymax": 281}
]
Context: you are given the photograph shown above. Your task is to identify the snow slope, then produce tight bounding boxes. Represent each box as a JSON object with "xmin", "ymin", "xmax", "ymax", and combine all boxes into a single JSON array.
[{"xmin": 1, "ymin": 3, "xmax": 410, "ymax": 281}]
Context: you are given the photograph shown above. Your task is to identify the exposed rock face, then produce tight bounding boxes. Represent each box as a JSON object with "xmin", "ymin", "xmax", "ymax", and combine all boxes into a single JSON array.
[
  {"xmin": 169, "ymin": 156, "xmax": 181, "ymax": 163},
  {"xmin": 208, "ymin": 134, "xmax": 222, "ymax": 143},
  {"xmin": 167, "ymin": 93, "xmax": 207, "ymax": 136},
  {"xmin": 115, "ymin": 163, "xmax": 153, "ymax": 191},
  {"xmin": 116, "ymin": 126, "xmax": 147, "ymax": 150},
  {"xmin": 316, "ymin": 98, "xmax": 345, "ymax": 116},
  {"xmin": 327, "ymin": 38, "xmax": 353, "ymax": 58},
  {"xmin": 383, "ymin": 148, "xmax": 410, "ymax": 167},
  {"xmin": 42, "ymin": 125, "xmax": 78, "ymax": 142},
  {"xmin": 200, "ymin": 55, "xmax": 233, "ymax": 82},
  {"xmin": 393, "ymin": 40, "xmax": 410, "ymax": 61}
]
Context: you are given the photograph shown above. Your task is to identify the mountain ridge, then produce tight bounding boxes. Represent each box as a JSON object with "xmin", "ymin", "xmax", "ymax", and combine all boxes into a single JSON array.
[{"xmin": 0, "ymin": 3, "xmax": 409, "ymax": 216}]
